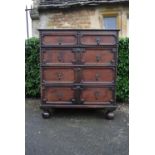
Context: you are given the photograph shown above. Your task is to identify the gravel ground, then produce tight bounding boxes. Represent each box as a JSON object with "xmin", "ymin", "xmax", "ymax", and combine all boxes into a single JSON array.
[{"xmin": 25, "ymin": 99, "xmax": 129, "ymax": 155}]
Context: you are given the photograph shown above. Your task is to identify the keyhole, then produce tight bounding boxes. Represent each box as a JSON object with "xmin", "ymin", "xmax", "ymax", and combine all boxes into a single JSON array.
[{"xmin": 57, "ymin": 52, "xmax": 64, "ymax": 62}]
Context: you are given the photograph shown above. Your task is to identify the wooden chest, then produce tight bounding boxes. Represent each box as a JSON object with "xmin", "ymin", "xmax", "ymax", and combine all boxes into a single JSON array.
[{"xmin": 39, "ymin": 29, "xmax": 119, "ymax": 119}]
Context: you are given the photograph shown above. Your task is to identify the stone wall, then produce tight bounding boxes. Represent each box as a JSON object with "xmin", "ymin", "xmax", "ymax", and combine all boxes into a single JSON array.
[
  {"xmin": 32, "ymin": 0, "xmax": 40, "ymax": 8},
  {"xmin": 31, "ymin": 5, "xmax": 129, "ymax": 37},
  {"xmin": 39, "ymin": 8, "xmax": 99, "ymax": 29},
  {"xmin": 32, "ymin": 20, "xmax": 40, "ymax": 37}
]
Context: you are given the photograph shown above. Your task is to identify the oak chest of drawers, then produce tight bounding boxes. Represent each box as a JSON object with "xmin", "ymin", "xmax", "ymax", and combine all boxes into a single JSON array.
[{"xmin": 39, "ymin": 29, "xmax": 119, "ymax": 119}]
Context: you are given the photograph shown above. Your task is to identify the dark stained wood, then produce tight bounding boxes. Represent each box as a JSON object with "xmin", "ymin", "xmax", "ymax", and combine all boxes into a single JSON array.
[
  {"xmin": 42, "ymin": 35, "xmax": 76, "ymax": 46},
  {"xmin": 41, "ymin": 49, "xmax": 75, "ymax": 64},
  {"xmin": 80, "ymin": 35, "xmax": 116, "ymax": 46},
  {"xmin": 41, "ymin": 31, "xmax": 77, "ymax": 46},
  {"xmin": 40, "ymin": 104, "xmax": 117, "ymax": 109},
  {"xmin": 82, "ymin": 48, "xmax": 115, "ymax": 64},
  {"xmin": 43, "ymin": 87, "xmax": 74, "ymax": 102},
  {"xmin": 39, "ymin": 29, "xmax": 119, "ymax": 111},
  {"xmin": 42, "ymin": 68, "xmax": 75, "ymax": 82},
  {"xmin": 81, "ymin": 87, "xmax": 113, "ymax": 102},
  {"xmin": 80, "ymin": 31, "xmax": 117, "ymax": 46},
  {"xmin": 82, "ymin": 68, "xmax": 114, "ymax": 83}
]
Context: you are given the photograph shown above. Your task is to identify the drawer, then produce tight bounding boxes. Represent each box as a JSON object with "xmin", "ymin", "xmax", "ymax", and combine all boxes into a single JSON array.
[
  {"xmin": 81, "ymin": 68, "xmax": 115, "ymax": 83},
  {"xmin": 80, "ymin": 31, "xmax": 117, "ymax": 46},
  {"xmin": 42, "ymin": 87, "xmax": 74, "ymax": 103},
  {"xmin": 81, "ymin": 87, "xmax": 114, "ymax": 103},
  {"xmin": 42, "ymin": 85, "xmax": 114, "ymax": 104},
  {"xmin": 41, "ymin": 49, "xmax": 75, "ymax": 64},
  {"xmin": 41, "ymin": 31, "xmax": 77, "ymax": 46},
  {"xmin": 42, "ymin": 68, "xmax": 75, "ymax": 83},
  {"xmin": 82, "ymin": 48, "xmax": 116, "ymax": 65},
  {"xmin": 42, "ymin": 67, "xmax": 115, "ymax": 83}
]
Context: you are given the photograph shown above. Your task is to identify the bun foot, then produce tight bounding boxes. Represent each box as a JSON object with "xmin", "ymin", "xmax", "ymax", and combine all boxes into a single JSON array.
[
  {"xmin": 105, "ymin": 112, "xmax": 114, "ymax": 120},
  {"xmin": 42, "ymin": 111, "xmax": 51, "ymax": 119}
]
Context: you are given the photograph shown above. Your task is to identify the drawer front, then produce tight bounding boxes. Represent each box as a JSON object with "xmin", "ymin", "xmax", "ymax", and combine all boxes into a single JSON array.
[
  {"xmin": 42, "ymin": 86, "xmax": 114, "ymax": 104},
  {"xmin": 41, "ymin": 31, "xmax": 77, "ymax": 46},
  {"xmin": 80, "ymin": 32, "xmax": 116, "ymax": 46},
  {"xmin": 42, "ymin": 68, "xmax": 75, "ymax": 82},
  {"xmin": 82, "ymin": 68, "xmax": 115, "ymax": 83},
  {"xmin": 41, "ymin": 49, "xmax": 75, "ymax": 64},
  {"xmin": 82, "ymin": 48, "xmax": 115, "ymax": 64},
  {"xmin": 42, "ymin": 87, "xmax": 74, "ymax": 102},
  {"xmin": 81, "ymin": 87, "xmax": 113, "ymax": 103}
]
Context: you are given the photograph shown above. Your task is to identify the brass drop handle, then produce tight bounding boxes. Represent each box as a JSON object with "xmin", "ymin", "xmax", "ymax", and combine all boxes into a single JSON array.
[
  {"xmin": 96, "ymin": 55, "xmax": 101, "ymax": 62},
  {"xmin": 95, "ymin": 91, "xmax": 100, "ymax": 100},
  {"xmin": 57, "ymin": 52, "xmax": 64, "ymax": 62},
  {"xmin": 56, "ymin": 92, "xmax": 64, "ymax": 100},
  {"xmin": 95, "ymin": 73, "xmax": 100, "ymax": 81},
  {"xmin": 57, "ymin": 55, "xmax": 62, "ymax": 62},
  {"xmin": 96, "ymin": 37, "xmax": 101, "ymax": 45},
  {"xmin": 57, "ymin": 37, "xmax": 63, "ymax": 45}
]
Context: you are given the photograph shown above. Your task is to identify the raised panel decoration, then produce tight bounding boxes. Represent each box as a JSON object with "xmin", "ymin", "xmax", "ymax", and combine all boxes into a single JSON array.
[
  {"xmin": 42, "ymin": 68, "xmax": 75, "ymax": 83},
  {"xmin": 82, "ymin": 48, "xmax": 115, "ymax": 65},
  {"xmin": 81, "ymin": 87, "xmax": 113, "ymax": 103},
  {"xmin": 41, "ymin": 49, "xmax": 75, "ymax": 64},
  {"xmin": 82, "ymin": 68, "xmax": 115, "ymax": 83},
  {"xmin": 80, "ymin": 31, "xmax": 117, "ymax": 46},
  {"xmin": 43, "ymin": 87, "xmax": 74, "ymax": 102},
  {"xmin": 41, "ymin": 31, "xmax": 77, "ymax": 46}
]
